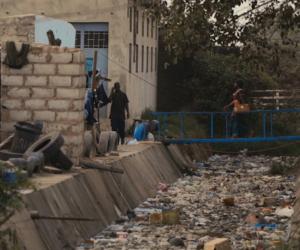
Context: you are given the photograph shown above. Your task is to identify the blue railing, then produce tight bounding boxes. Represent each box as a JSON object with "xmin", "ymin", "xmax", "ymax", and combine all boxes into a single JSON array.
[{"xmin": 151, "ymin": 109, "xmax": 300, "ymax": 144}]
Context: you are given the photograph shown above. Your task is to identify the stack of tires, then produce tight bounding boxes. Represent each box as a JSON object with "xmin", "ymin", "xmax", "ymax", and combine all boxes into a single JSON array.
[{"xmin": 84, "ymin": 131, "xmax": 119, "ymax": 157}]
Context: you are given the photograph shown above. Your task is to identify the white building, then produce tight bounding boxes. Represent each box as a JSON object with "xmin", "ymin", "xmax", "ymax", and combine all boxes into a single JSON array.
[{"xmin": 0, "ymin": 0, "xmax": 159, "ymax": 116}]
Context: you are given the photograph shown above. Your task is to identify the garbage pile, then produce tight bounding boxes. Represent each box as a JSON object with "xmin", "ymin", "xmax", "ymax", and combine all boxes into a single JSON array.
[
  {"xmin": 77, "ymin": 154, "xmax": 297, "ymax": 250},
  {"xmin": 0, "ymin": 121, "xmax": 73, "ymax": 183}
]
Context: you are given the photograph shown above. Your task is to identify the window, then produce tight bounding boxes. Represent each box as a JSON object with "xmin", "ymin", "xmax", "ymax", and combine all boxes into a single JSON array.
[
  {"xmin": 151, "ymin": 18, "xmax": 154, "ymax": 38},
  {"xmin": 142, "ymin": 13, "xmax": 145, "ymax": 36},
  {"xmin": 155, "ymin": 20, "xmax": 158, "ymax": 40},
  {"xmin": 84, "ymin": 31, "xmax": 108, "ymax": 48},
  {"xmin": 151, "ymin": 47, "xmax": 153, "ymax": 72},
  {"xmin": 129, "ymin": 7, "xmax": 133, "ymax": 32},
  {"xmin": 135, "ymin": 44, "xmax": 139, "ymax": 73},
  {"xmin": 147, "ymin": 18, "xmax": 150, "ymax": 37},
  {"xmin": 129, "ymin": 43, "xmax": 132, "ymax": 73},
  {"xmin": 155, "ymin": 47, "xmax": 158, "ymax": 71},
  {"xmin": 75, "ymin": 31, "xmax": 81, "ymax": 48},
  {"xmin": 141, "ymin": 45, "xmax": 144, "ymax": 72},
  {"xmin": 146, "ymin": 46, "xmax": 149, "ymax": 73},
  {"xmin": 135, "ymin": 10, "xmax": 139, "ymax": 34}
]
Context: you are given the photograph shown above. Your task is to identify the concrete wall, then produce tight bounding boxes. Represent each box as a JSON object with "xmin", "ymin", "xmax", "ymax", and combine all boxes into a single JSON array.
[
  {"xmin": 3, "ymin": 143, "xmax": 210, "ymax": 250},
  {"xmin": 290, "ymin": 177, "xmax": 300, "ymax": 246},
  {"xmin": 1, "ymin": 43, "xmax": 86, "ymax": 161},
  {"xmin": 0, "ymin": 0, "xmax": 159, "ymax": 117}
]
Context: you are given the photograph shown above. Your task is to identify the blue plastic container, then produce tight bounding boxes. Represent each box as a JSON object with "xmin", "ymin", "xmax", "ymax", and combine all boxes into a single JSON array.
[{"xmin": 2, "ymin": 168, "xmax": 17, "ymax": 184}]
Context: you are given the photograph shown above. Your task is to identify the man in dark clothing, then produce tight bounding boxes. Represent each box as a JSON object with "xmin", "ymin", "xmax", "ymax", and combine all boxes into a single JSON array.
[{"xmin": 108, "ymin": 82, "xmax": 130, "ymax": 144}]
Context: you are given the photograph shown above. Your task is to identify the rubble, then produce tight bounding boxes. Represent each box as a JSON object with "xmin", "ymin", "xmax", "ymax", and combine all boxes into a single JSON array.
[{"xmin": 79, "ymin": 154, "xmax": 297, "ymax": 250}]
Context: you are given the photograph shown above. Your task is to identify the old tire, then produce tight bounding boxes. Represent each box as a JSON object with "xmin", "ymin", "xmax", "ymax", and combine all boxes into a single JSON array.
[
  {"xmin": 0, "ymin": 150, "xmax": 23, "ymax": 161},
  {"xmin": 83, "ymin": 131, "xmax": 93, "ymax": 157},
  {"xmin": 108, "ymin": 131, "xmax": 119, "ymax": 152},
  {"xmin": 24, "ymin": 133, "xmax": 64, "ymax": 163},
  {"xmin": 52, "ymin": 150, "xmax": 73, "ymax": 170},
  {"xmin": 97, "ymin": 131, "xmax": 110, "ymax": 155}
]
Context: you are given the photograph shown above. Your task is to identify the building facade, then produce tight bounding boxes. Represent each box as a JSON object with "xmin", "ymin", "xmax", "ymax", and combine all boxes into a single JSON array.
[{"xmin": 0, "ymin": 0, "xmax": 159, "ymax": 116}]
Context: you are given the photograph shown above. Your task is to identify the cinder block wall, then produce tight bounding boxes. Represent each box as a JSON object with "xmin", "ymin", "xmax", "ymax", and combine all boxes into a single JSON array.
[{"xmin": 1, "ymin": 43, "xmax": 86, "ymax": 162}]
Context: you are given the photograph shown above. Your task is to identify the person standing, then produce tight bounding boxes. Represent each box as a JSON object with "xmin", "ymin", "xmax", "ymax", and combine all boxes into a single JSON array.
[{"xmin": 108, "ymin": 82, "xmax": 130, "ymax": 144}]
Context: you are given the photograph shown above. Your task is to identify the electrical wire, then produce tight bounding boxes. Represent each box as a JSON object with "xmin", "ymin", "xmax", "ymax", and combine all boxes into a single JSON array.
[{"xmin": 97, "ymin": 50, "xmax": 157, "ymax": 88}]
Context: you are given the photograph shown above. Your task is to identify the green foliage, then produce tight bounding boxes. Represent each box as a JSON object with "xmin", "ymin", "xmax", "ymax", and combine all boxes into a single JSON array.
[
  {"xmin": 157, "ymin": 0, "xmax": 299, "ymax": 112},
  {"xmin": 0, "ymin": 161, "xmax": 29, "ymax": 249}
]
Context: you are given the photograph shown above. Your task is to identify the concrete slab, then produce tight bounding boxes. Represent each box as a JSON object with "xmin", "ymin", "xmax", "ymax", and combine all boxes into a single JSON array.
[{"xmin": 4, "ymin": 142, "xmax": 208, "ymax": 250}]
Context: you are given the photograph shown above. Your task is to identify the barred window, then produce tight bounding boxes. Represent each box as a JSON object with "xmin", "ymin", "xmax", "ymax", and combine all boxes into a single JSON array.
[
  {"xmin": 84, "ymin": 31, "xmax": 108, "ymax": 48},
  {"xmin": 135, "ymin": 44, "xmax": 139, "ymax": 73},
  {"xmin": 75, "ymin": 31, "xmax": 81, "ymax": 48},
  {"xmin": 129, "ymin": 43, "xmax": 132, "ymax": 73},
  {"xmin": 141, "ymin": 45, "xmax": 144, "ymax": 72}
]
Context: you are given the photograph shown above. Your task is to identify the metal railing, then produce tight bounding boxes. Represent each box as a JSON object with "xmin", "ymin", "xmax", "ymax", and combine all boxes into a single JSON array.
[{"xmin": 152, "ymin": 109, "xmax": 300, "ymax": 144}]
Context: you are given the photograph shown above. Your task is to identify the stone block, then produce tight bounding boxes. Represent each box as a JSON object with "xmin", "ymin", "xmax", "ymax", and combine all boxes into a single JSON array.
[
  {"xmin": 56, "ymin": 112, "xmax": 83, "ymax": 122},
  {"xmin": 57, "ymin": 64, "xmax": 85, "ymax": 75},
  {"xmin": 204, "ymin": 238, "xmax": 231, "ymax": 250},
  {"xmin": 72, "ymin": 76, "xmax": 86, "ymax": 88},
  {"xmin": 49, "ymin": 76, "xmax": 72, "ymax": 87},
  {"xmin": 7, "ymin": 87, "xmax": 31, "ymax": 98},
  {"xmin": 56, "ymin": 88, "xmax": 85, "ymax": 99},
  {"xmin": 63, "ymin": 134, "xmax": 84, "ymax": 145},
  {"xmin": 9, "ymin": 110, "xmax": 32, "ymax": 121},
  {"xmin": 32, "ymin": 88, "xmax": 54, "ymax": 98},
  {"xmin": 48, "ymin": 100, "xmax": 72, "ymax": 110},
  {"xmin": 34, "ymin": 111, "xmax": 55, "ymax": 122},
  {"xmin": 72, "ymin": 51, "xmax": 86, "ymax": 63},
  {"xmin": 34, "ymin": 64, "xmax": 56, "ymax": 75},
  {"xmin": 0, "ymin": 122, "xmax": 15, "ymax": 132},
  {"xmin": 28, "ymin": 53, "xmax": 51, "ymax": 63},
  {"xmin": 71, "ymin": 123, "xmax": 85, "ymax": 134},
  {"xmin": 45, "ymin": 123, "xmax": 70, "ymax": 133},
  {"xmin": 2, "ymin": 99, "xmax": 23, "ymax": 109},
  {"xmin": 3, "ymin": 64, "xmax": 33, "ymax": 75},
  {"xmin": 51, "ymin": 53, "xmax": 73, "ymax": 63},
  {"xmin": 72, "ymin": 100, "xmax": 84, "ymax": 111},
  {"xmin": 25, "ymin": 99, "xmax": 47, "ymax": 110},
  {"xmin": 2, "ymin": 75, "xmax": 24, "ymax": 86},
  {"xmin": 25, "ymin": 76, "xmax": 47, "ymax": 86}
]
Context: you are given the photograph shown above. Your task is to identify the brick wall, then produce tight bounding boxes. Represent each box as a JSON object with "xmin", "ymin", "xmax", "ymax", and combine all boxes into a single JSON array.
[{"xmin": 1, "ymin": 43, "xmax": 86, "ymax": 163}]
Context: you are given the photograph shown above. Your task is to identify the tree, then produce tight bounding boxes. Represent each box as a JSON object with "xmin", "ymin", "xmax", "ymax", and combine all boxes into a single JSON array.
[{"xmin": 157, "ymin": 0, "xmax": 299, "ymax": 111}]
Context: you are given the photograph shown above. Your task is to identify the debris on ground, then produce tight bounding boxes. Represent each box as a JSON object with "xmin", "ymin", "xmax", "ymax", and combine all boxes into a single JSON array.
[
  {"xmin": 0, "ymin": 121, "xmax": 73, "ymax": 183},
  {"xmin": 77, "ymin": 154, "xmax": 297, "ymax": 250}
]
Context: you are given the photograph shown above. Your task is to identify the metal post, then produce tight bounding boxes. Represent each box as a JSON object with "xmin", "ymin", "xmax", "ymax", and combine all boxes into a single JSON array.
[
  {"xmin": 262, "ymin": 112, "xmax": 267, "ymax": 137},
  {"xmin": 180, "ymin": 113, "xmax": 185, "ymax": 139},
  {"xmin": 158, "ymin": 114, "xmax": 161, "ymax": 138},
  {"xmin": 270, "ymin": 112, "xmax": 273, "ymax": 137},
  {"xmin": 225, "ymin": 115, "xmax": 229, "ymax": 138},
  {"xmin": 163, "ymin": 114, "xmax": 168, "ymax": 137},
  {"xmin": 210, "ymin": 113, "xmax": 214, "ymax": 138}
]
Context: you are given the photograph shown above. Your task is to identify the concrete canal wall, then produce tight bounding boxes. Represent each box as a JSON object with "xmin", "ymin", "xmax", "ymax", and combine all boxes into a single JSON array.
[{"xmin": 4, "ymin": 143, "xmax": 210, "ymax": 250}]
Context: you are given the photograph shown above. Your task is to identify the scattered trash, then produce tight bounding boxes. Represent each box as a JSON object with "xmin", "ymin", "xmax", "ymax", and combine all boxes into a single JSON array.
[
  {"xmin": 158, "ymin": 182, "xmax": 168, "ymax": 192},
  {"xmin": 162, "ymin": 209, "xmax": 180, "ymax": 225},
  {"xmin": 116, "ymin": 232, "xmax": 128, "ymax": 241},
  {"xmin": 168, "ymin": 237, "xmax": 185, "ymax": 247},
  {"xmin": 223, "ymin": 197, "xmax": 235, "ymax": 206},
  {"xmin": 204, "ymin": 238, "xmax": 231, "ymax": 250},
  {"xmin": 80, "ymin": 154, "xmax": 297, "ymax": 250},
  {"xmin": 275, "ymin": 207, "xmax": 294, "ymax": 218}
]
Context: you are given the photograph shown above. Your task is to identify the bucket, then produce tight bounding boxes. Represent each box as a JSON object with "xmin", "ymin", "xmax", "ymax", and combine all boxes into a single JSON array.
[
  {"xmin": 2, "ymin": 168, "xmax": 17, "ymax": 184},
  {"xmin": 10, "ymin": 122, "xmax": 42, "ymax": 153}
]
